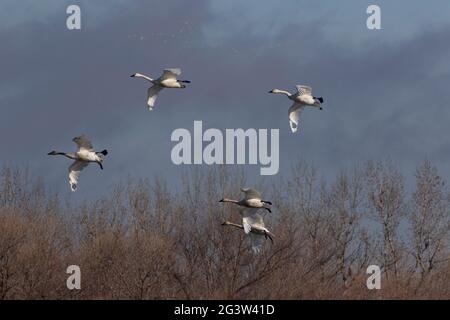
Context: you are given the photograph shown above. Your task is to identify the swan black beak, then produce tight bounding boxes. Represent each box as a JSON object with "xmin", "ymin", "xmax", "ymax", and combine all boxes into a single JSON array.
[
  {"xmin": 219, "ymin": 199, "xmax": 224, "ymax": 202},
  {"xmin": 130, "ymin": 74, "xmax": 136, "ymax": 77}
]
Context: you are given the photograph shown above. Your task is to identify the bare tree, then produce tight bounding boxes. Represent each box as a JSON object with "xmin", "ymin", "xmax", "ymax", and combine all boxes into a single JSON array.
[
  {"xmin": 410, "ymin": 160, "xmax": 449, "ymax": 281},
  {"xmin": 0, "ymin": 162, "xmax": 448, "ymax": 299},
  {"xmin": 327, "ymin": 168, "xmax": 364, "ymax": 289},
  {"xmin": 366, "ymin": 161, "xmax": 405, "ymax": 280}
]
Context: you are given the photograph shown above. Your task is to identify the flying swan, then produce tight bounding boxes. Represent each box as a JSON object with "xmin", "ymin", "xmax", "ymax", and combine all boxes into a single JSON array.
[
  {"xmin": 220, "ymin": 188, "xmax": 274, "ymax": 253},
  {"xmin": 222, "ymin": 215, "xmax": 275, "ymax": 254},
  {"xmin": 130, "ymin": 68, "xmax": 190, "ymax": 110},
  {"xmin": 219, "ymin": 188, "xmax": 272, "ymax": 214},
  {"xmin": 48, "ymin": 135, "xmax": 108, "ymax": 191},
  {"xmin": 269, "ymin": 85, "xmax": 324, "ymax": 133}
]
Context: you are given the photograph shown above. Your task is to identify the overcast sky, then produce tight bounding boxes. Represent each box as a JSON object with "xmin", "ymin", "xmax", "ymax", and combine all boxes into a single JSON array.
[{"xmin": 1, "ymin": 0, "xmax": 449, "ymax": 200}]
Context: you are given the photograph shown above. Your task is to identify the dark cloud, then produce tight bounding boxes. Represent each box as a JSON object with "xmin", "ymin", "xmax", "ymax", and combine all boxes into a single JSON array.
[{"xmin": 0, "ymin": 0, "xmax": 449, "ymax": 199}]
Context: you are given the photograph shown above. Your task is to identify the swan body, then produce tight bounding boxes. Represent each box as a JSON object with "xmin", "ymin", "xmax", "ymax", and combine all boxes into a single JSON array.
[
  {"xmin": 48, "ymin": 135, "xmax": 108, "ymax": 191},
  {"xmin": 269, "ymin": 85, "xmax": 324, "ymax": 133},
  {"xmin": 219, "ymin": 188, "xmax": 274, "ymax": 253},
  {"xmin": 130, "ymin": 68, "xmax": 190, "ymax": 110},
  {"xmin": 222, "ymin": 214, "xmax": 274, "ymax": 254},
  {"xmin": 219, "ymin": 187, "xmax": 272, "ymax": 213}
]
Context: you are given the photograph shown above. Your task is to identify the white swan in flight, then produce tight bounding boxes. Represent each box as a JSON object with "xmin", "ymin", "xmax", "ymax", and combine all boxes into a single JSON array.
[
  {"xmin": 48, "ymin": 135, "xmax": 108, "ymax": 192},
  {"xmin": 222, "ymin": 215, "xmax": 274, "ymax": 254},
  {"xmin": 220, "ymin": 188, "xmax": 273, "ymax": 253},
  {"xmin": 269, "ymin": 85, "xmax": 324, "ymax": 133},
  {"xmin": 219, "ymin": 187, "xmax": 272, "ymax": 214},
  {"xmin": 130, "ymin": 68, "xmax": 190, "ymax": 110}
]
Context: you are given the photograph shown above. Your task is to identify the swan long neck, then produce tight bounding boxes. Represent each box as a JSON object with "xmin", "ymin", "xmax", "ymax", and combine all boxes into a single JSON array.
[
  {"xmin": 133, "ymin": 73, "xmax": 154, "ymax": 83},
  {"xmin": 272, "ymin": 89, "xmax": 291, "ymax": 97},
  {"xmin": 54, "ymin": 152, "xmax": 77, "ymax": 160},
  {"xmin": 63, "ymin": 153, "xmax": 77, "ymax": 160},
  {"xmin": 278, "ymin": 90, "xmax": 292, "ymax": 97},
  {"xmin": 223, "ymin": 221, "xmax": 244, "ymax": 230},
  {"xmin": 221, "ymin": 198, "xmax": 239, "ymax": 204}
]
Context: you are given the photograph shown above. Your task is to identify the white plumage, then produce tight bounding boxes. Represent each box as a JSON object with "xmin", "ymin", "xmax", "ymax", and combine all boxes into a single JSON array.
[
  {"xmin": 48, "ymin": 135, "xmax": 108, "ymax": 191},
  {"xmin": 130, "ymin": 68, "xmax": 190, "ymax": 110},
  {"xmin": 220, "ymin": 188, "xmax": 274, "ymax": 254},
  {"xmin": 68, "ymin": 161, "xmax": 88, "ymax": 191},
  {"xmin": 269, "ymin": 85, "xmax": 324, "ymax": 133},
  {"xmin": 222, "ymin": 213, "xmax": 274, "ymax": 254}
]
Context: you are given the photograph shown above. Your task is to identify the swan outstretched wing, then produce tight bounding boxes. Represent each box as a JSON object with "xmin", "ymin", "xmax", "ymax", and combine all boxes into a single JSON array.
[
  {"xmin": 68, "ymin": 160, "xmax": 88, "ymax": 192},
  {"xmin": 161, "ymin": 68, "xmax": 181, "ymax": 80},
  {"xmin": 296, "ymin": 85, "xmax": 312, "ymax": 96},
  {"xmin": 239, "ymin": 207, "xmax": 259, "ymax": 218},
  {"xmin": 73, "ymin": 135, "xmax": 94, "ymax": 151},
  {"xmin": 249, "ymin": 233, "xmax": 264, "ymax": 254},
  {"xmin": 147, "ymin": 85, "xmax": 163, "ymax": 109},
  {"xmin": 238, "ymin": 213, "xmax": 271, "ymax": 254},
  {"xmin": 247, "ymin": 213, "xmax": 265, "ymax": 227},
  {"xmin": 242, "ymin": 216, "xmax": 252, "ymax": 234},
  {"xmin": 241, "ymin": 188, "xmax": 262, "ymax": 200},
  {"xmin": 243, "ymin": 214, "xmax": 268, "ymax": 254},
  {"xmin": 242, "ymin": 213, "xmax": 265, "ymax": 233},
  {"xmin": 288, "ymin": 103, "xmax": 304, "ymax": 133}
]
